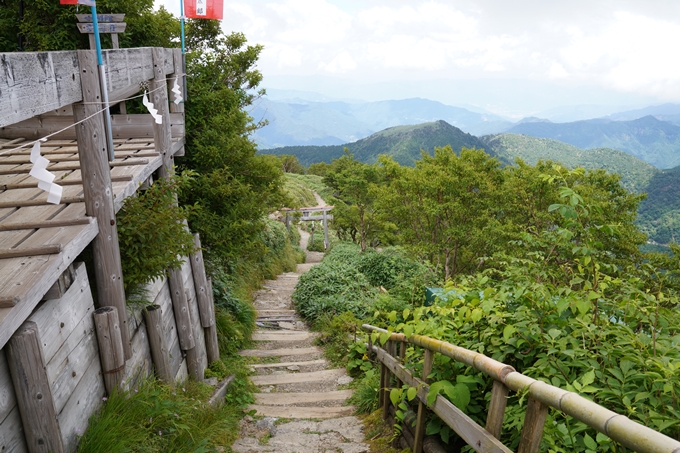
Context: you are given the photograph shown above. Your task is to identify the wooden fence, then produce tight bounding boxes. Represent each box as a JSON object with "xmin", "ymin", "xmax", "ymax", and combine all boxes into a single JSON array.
[{"xmin": 363, "ymin": 324, "xmax": 680, "ymax": 453}]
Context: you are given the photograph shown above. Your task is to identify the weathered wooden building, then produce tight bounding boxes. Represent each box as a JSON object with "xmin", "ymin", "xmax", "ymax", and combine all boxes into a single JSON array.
[{"xmin": 0, "ymin": 45, "xmax": 218, "ymax": 452}]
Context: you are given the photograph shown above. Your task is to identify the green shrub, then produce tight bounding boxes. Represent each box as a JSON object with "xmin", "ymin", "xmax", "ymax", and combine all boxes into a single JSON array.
[
  {"xmin": 348, "ymin": 368, "xmax": 380, "ymax": 414},
  {"xmin": 116, "ymin": 175, "xmax": 196, "ymax": 298}
]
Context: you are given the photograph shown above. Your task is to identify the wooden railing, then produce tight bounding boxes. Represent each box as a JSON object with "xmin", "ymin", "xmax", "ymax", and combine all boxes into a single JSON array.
[{"xmin": 362, "ymin": 324, "xmax": 680, "ymax": 453}]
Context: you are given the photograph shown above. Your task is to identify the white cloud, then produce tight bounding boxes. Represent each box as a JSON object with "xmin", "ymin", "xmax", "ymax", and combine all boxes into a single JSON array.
[{"xmin": 319, "ymin": 50, "xmax": 357, "ymax": 73}]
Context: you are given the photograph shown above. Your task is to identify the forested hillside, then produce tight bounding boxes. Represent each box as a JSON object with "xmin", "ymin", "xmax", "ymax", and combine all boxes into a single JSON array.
[
  {"xmin": 261, "ymin": 120, "xmax": 487, "ymax": 166},
  {"xmin": 483, "ymin": 133, "xmax": 659, "ymax": 194},
  {"xmin": 506, "ymin": 115, "xmax": 680, "ymax": 169}
]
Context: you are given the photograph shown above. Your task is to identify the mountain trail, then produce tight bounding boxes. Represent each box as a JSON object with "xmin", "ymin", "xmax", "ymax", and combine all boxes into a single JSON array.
[{"xmin": 232, "ymin": 228, "xmax": 368, "ymax": 453}]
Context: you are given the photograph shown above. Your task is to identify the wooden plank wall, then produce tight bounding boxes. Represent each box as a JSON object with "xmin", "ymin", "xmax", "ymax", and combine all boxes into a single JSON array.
[{"xmin": 0, "ymin": 253, "xmax": 207, "ymax": 451}]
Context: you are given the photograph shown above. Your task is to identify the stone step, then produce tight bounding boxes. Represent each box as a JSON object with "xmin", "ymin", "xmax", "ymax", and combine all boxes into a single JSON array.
[
  {"xmin": 253, "ymin": 389, "xmax": 353, "ymax": 405},
  {"xmin": 240, "ymin": 346, "xmax": 322, "ymax": 358},
  {"xmin": 257, "ymin": 309, "xmax": 296, "ymax": 315},
  {"xmin": 247, "ymin": 404, "xmax": 355, "ymax": 419},
  {"xmin": 251, "ymin": 368, "xmax": 346, "ymax": 386},
  {"xmin": 251, "ymin": 359, "xmax": 326, "ymax": 369},
  {"xmin": 252, "ymin": 332, "xmax": 314, "ymax": 342}
]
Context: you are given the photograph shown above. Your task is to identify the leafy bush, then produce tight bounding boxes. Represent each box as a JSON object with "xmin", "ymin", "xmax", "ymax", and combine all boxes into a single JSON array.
[{"xmin": 116, "ymin": 175, "xmax": 196, "ymax": 297}]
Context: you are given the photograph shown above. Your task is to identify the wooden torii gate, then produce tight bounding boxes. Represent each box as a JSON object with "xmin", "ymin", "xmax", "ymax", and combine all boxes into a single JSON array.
[{"xmin": 283, "ymin": 205, "xmax": 334, "ymax": 250}]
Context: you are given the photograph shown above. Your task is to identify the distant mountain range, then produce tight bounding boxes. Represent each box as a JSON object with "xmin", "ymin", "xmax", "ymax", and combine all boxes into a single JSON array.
[
  {"xmin": 261, "ymin": 120, "xmax": 488, "ymax": 166},
  {"xmin": 505, "ymin": 116, "xmax": 680, "ymax": 169},
  {"xmin": 254, "ymin": 95, "xmax": 680, "ymax": 169},
  {"xmin": 260, "ymin": 119, "xmax": 680, "ymax": 245}
]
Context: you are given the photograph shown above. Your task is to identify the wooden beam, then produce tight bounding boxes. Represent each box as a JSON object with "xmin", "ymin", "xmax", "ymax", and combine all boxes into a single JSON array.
[
  {"xmin": 0, "ymin": 217, "xmax": 92, "ymax": 232},
  {"xmin": 74, "ymin": 49, "xmax": 131, "ymax": 360},
  {"xmin": 204, "ymin": 277, "xmax": 220, "ymax": 363},
  {"xmin": 0, "ymin": 245, "xmax": 62, "ymax": 261},
  {"xmin": 0, "ymin": 159, "xmax": 148, "ymax": 175},
  {"xmin": 0, "ymin": 197, "xmax": 85, "ymax": 209},
  {"xmin": 167, "ymin": 268, "xmax": 195, "ymax": 351},
  {"xmin": 1, "ymin": 175, "xmax": 132, "ymax": 190},
  {"xmin": 143, "ymin": 304, "xmax": 174, "ymax": 384},
  {"xmin": 0, "ymin": 51, "xmax": 82, "ymax": 128},
  {"xmin": 151, "ymin": 47, "xmax": 174, "ymax": 178},
  {"xmin": 517, "ymin": 397, "xmax": 549, "ymax": 453},
  {"xmin": 190, "ymin": 234, "xmax": 214, "ymax": 328},
  {"xmin": 7, "ymin": 321, "xmax": 65, "ymax": 453},
  {"xmin": 93, "ymin": 307, "xmax": 126, "ymax": 395},
  {"xmin": 486, "ymin": 380, "xmax": 510, "ymax": 440},
  {"xmin": 414, "ymin": 349, "xmax": 435, "ymax": 453},
  {"xmin": 374, "ymin": 346, "xmax": 512, "ymax": 453}
]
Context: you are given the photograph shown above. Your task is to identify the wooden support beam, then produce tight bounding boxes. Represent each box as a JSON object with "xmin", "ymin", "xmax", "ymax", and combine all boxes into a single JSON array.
[
  {"xmin": 0, "ymin": 245, "xmax": 62, "ymax": 261},
  {"xmin": 205, "ymin": 277, "xmax": 220, "ymax": 364},
  {"xmin": 74, "ymin": 49, "xmax": 131, "ymax": 359},
  {"xmin": 414, "ymin": 349, "xmax": 435, "ymax": 453},
  {"xmin": 42, "ymin": 262, "xmax": 77, "ymax": 300},
  {"xmin": 93, "ymin": 307, "xmax": 126, "ymax": 395},
  {"xmin": 6, "ymin": 321, "xmax": 65, "ymax": 453},
  {"xmin": 486, "ymin": 380, "xmax": 509, "ymax": 440},
  {"xmin": 143, "ymin": 304, "xmax": 174, "ymax": 384},
  {"xmin": 0, "ymin": 217, "xmax": 93, "ymax": 232},
  {"xmin": 190, "ymin": 234, "xmax": 214, "ymax": 327},
  {"xmin": 167, "ymin": 268, "xmax": 195, "ymax": 351},
  {"xmin": 382, "ymin": 340, "xmax": 395, "ymax": 421},
  {"xmin": 185, "ymin": 346, "xmax": 204, "ymax": 382},
  {"xmin": 517, "ymin": 397, "xmax": 549, "ymax": 453},
  {"xmin": 0, "ymin": 197, "xmax": 85, "ymax": 209},
  {"xmin": 151, "ymin": 47, "xmax": 173, "ymax": 178}
]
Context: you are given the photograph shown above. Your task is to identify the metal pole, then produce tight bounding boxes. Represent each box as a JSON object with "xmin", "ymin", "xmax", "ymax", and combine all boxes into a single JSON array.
[
  {"xmin": 90, "ymin": 6, "xmax": 115, "ymax": 162},
  {"xmin": 180, "ymin": 0, "xmax": 188, "ymax": 98}
]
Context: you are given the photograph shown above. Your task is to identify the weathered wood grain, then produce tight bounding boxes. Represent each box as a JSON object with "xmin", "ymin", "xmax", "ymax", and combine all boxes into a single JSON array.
[
  {"xmin": 486, "ymin": 380, "xmax": 509, "ymax": 440},
  {"xmin": 251, "ymin": 368, "xmax": 346, "ymax": 386},
  {"xmin": 0, "ymin": 51, "xmax": 82, "ymax": 128},
  {"xmin": 152, "ymin": 47, "xmax": 174, "ymax": 179},
  {"xmin": 56, "ymin": 355, "xmax": 104, "ymax": 452},
  {"xmin": 239, "ymin": 346, "xmax": 322, "ymax": 358},
  {"xmin": 517, "ymin": 397, "xmax": 549, "ymax": 453},
  {"xmin": 414, "ymin": 348, "xmax": 435, "ymax": 453},
  {"xmin": 122, "ymin": 320, "xmax": 152, "ymax": 391},
  {"xmin": 155, "ymin": 282, "xmax": 183, "ymax": 378},
  {"xmin": 74, "ymin": 49, "xmax": 130, "ymax": 359},
  {"xmin": 7, "ymin": 321, "xmax": 64, "ymax": 453},
  {"xmin": 144, "ymin": 304, "xmax": 173, "ymax": 383},
  {"xmin": 0, "ymin": 222, "xmax": 97, "ymax": 351},
  {"xmin": 190, "ymin": 234, "xmax": 214, "ymax": 327},
  {"xmin": 93, "ymin": 307, "xmax": 125, "ymax": 394},
  {"xmin": 0, "ymin": 349, "xmax": 18, "ymax": 431},
  {"xmin": 0, "ymin": 406, "xmax": 28, "ymax": 453},
  {"xmin": 168, "ymin": 268, "xmax": 194, "ymax": 351}
]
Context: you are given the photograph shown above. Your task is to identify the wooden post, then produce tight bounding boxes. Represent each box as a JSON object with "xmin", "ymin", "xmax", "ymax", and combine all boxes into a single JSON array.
[
  {"xmin": 74, "ymin": 49, "xmax": 131, "ymax": 359},
  {"xmin": 486, "ymin": 380, "xmax": 509, "ymax": 439},
  {"xmin": 205, "ymin": 277, "xmax": 220, "ymax": 364},
  {"xmin": 168, "ymin": 269, "xmax": 195, "ymax": 351},
  {"xmin": 382, "ymin": 340, "xmax": 395, "ymax": 421},
  {"xmin": 151, "ymin": 47, "xmax": 173, "ymax": 178},
  {"xmin": 93, "ymin": 307, "xmax": 126, "ymax": 394},
  {"xmin": 6, "ymin": 322, "xmax": 64, "ymax": 453},
  {"xmin": 169, "ymin": 48, "xmax": 185, "ymax": 115},
  {"xmin": 413, "ymin": 349, "xmax": 435, "ymax": 453},
  {"xmin": 190, "ymin": 234, "xmax": 215, "ymax": 327},
  {"xmin": 186, "ymin": 346, "xmax": 204, "ymax": 381},
  {"xmin": 323, "ymin": 209, "xmax": 329, "ymax": 250},
  {"xmin": 143, "ymin": 304, "xmax": 173, "ymax": 383},
  {"xmin": 517, "ymin": 397, "xmax": 549, "ymax": 453}
]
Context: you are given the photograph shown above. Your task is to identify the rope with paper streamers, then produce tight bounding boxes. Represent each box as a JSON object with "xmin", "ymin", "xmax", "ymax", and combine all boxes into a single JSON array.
[{"xmin": 0, "ymin": 74, "xmax": 185, "ymax": 204}]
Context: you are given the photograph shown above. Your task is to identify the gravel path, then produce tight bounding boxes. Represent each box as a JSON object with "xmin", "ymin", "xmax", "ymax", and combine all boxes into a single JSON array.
[{"xmin": 232, "ymin": 229, "xmax": 368, "ymax": 453}]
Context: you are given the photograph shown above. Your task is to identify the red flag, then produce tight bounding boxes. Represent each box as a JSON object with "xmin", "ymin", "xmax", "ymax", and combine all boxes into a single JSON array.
[
  {"xmin": 60, "ymin": 0, "xmax": 96, "ymax": 5},
  {"xmin": 184, "ymin": 0, "xmax": 223, "ymax": 20}
]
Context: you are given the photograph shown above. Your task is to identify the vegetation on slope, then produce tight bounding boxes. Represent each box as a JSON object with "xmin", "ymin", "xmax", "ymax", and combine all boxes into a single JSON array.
[
  {"xmin": 505, "ymin": 115, "xmax": 680, "ymax": 169},
  {"xmin": 483, "ymin": 133, "xmax": 659, "ymax": 193},
  {"xmin": 294, "ymin": 151, "xmax": 680, "ymax": 451},
  {"xmin": 260, "ymin": 120, "xmax": 488, "ymax": 166}
]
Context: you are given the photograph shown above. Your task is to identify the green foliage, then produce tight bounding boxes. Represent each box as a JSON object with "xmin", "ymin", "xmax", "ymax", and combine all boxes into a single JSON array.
[
  {"xmin": 277, "ymin": 154, "xmax": 305, "ymax": 174},
  {"xmin": 116, "ymin": 175, "xmax": 196, "ymax": 298},
  {"xmin": 77, "ymin": 378, "xmax": 241, "ymax": 453},
  {"xmin": 0, "ymin": 0, "xmax": 178, "ymax": 52},
  {"xmin": 347, "ymin": 368, "xmax": 381, "ymax": 414},
  {"xmin": 179, "ymin": 30, "xmax": 289, "ymax": 267},
  {"xmin": 204, "ymin": 359, "xmax": 228, "ymax": 380},
  {"xmin": 283, "ymin": 174, "xmax": 317, "ymax": 208}
]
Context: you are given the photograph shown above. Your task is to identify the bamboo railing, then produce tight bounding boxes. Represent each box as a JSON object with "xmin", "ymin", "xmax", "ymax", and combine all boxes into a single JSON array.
[{"xmin": 362, "ymin": 324, "xmax": 680, "ymax": 453}]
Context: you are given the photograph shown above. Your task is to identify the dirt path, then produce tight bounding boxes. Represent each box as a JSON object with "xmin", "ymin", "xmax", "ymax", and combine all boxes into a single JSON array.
[{"xmin": 232, "ymin": 229, "xmax": 368, "ymax": 453}]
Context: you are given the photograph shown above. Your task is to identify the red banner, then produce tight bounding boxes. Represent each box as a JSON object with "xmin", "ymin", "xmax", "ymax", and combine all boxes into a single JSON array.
[
  {"xmin": 60, "ymin": 0, "xmax": 96, "ymax": 5},
  {"xmin": 184, "ymin": 0, "xmax": 223, "ymax": 20}
]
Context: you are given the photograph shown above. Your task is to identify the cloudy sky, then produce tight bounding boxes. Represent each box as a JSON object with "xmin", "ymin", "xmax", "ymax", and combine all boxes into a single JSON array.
[{"xmin": 160, "ymin": 0, "xmax": 680, "ymax": 116}]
